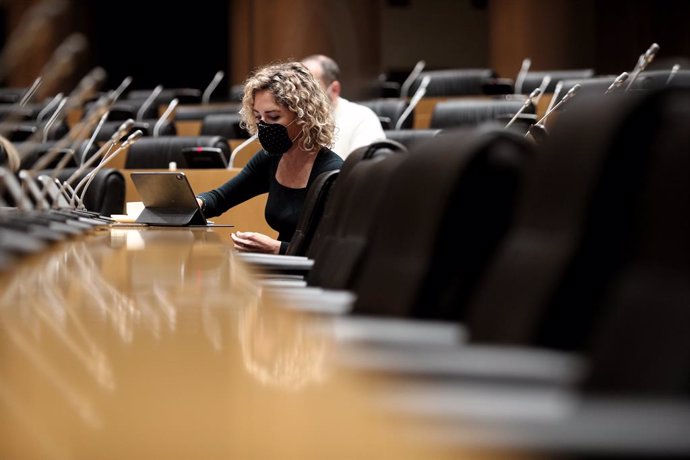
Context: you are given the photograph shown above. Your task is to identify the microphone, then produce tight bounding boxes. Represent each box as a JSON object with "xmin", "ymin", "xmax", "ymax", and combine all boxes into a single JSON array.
[
  {"xmin": 666, "ymin": 64, "xmax": 681, "ymax": 85},
  {"xmin": 79, "ymin": 110, "xmax": 110, "ymax": 164},
  {"xmin": 533, "ymin": 75, "xmax": 551, "ymax": 106},
  {"xmin": 514, "ymin": 57, "xmax": 532, "ymax": 94},
  {"xmin": 36, "ymin": 92, "xmax": 64, "ymax": 122},
  {"xmin": 626, "ymin": 42, "xmax": 660, "ymax": 91},
  {"xmin": 18, "ymin": 77, "xmax": 43, "ymax": 106},
  {"xmin": 526, "ymin": 84, "xmax": 581, "ymax": 140},
  {"xmin": 153, "ymin": 98, "xmax": 178, "ymax": 137},
  {"xmin": 111, "ymin": 75, "xmax": 133, "ymax": 101},
  {"xmin": 71, "ymin": 130, "xmax": 143, "ymax": 209},
  {"xmin": 395, "ymin": 75, "xmax": 430, "ymax": 130},
  {"xmin": 0, "ymin": 166, "xmax": 34, "ymax": 211},
  {"xmin": 605, "ymin": 72, "xmax": 629, "ymax": 94},
  {"xmin": 55, "ymin": 118, "xmax": 134, "ymax": 201},
  {"xmin": 400, "ymin": 60, "xmax": 426, "ymax": 99},
  {"xmin": 505, "ymin": 87, "xmax": 541, "ymax": 129},
  {"xmin": 41, "ymin": 97, "xmax": 68, "ymax": 143},
  {"xmin": 228, "ymin": 134, "xmax": 259, "ymax": 169},
  {"xmin": 202, "ymin": 71, "xmax": 225, "ymax": 104},
  {"xmin": 136, "ymin": 84, "xmax": 163, "ymax": 121}
]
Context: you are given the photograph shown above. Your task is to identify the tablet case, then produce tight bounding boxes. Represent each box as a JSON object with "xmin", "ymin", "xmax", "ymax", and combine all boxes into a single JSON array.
[{"xmin": 130, "ymin": 171, "xmax": 207, "ymax": 226}]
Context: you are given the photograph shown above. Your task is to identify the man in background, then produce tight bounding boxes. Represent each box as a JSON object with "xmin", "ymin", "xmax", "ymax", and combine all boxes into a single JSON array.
[{"xmin": 302, "ymin": 54, "xmax": 386, "ymax": 159}]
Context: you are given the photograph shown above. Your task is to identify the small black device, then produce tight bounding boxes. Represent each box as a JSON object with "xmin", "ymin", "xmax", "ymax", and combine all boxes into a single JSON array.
[{"xmin": 181, "ymin": 146, "xmax": 227, "ymax": 168}]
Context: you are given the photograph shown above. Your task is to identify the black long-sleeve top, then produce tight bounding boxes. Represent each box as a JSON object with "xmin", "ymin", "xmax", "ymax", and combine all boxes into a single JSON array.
[{"xmin": 197, "ymin": 148, "xmax": 342, "ymax": 254}]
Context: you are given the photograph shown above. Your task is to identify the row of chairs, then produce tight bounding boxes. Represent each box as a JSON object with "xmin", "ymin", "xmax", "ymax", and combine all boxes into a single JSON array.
[{"xmin": 239, "ymin": 84, "xmax": 690, "ymax": 457}]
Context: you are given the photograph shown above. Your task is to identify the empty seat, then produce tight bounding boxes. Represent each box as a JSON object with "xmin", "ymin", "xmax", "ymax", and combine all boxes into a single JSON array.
[
  {"xmin": 356, "ymin": 98, "xmax": 412, "ymax": 129},
  {"xmin": 430, "ymin": 98, "xmax": 532, "ymax": 129},
  {"xmin": 200, "ymin": 113, "xmax": 250, "ymax": 139},
  {"xmin": 38, "ymin": 167, "xmax": 126, "ymax": 216},
  {"xmin": 383, "ymin": 129, "xmax": 441, "ymax": 150},
  {"xmin": 408, "ymin": 68, "xmax": 497, "ymax": 97},
  {"xmin": 124, "ymin": 135, "xmax": 231, "ymax": 169},
  {"xmin": 631, "ymin": 69, "xmax": 690, "ymax": 90},
  {"xmin": 351, "ymin": 126, "xmax": 535, "ymax": 320},
  {"xmin": 94, "ymin": 119, "xmax": 177, "ymax": 142},
  {"xmin": 466, "ymin": 86, "xmax": 690, "ymax": 362},
  {"xmin": 516, "ymin": 69, "xmax": 595, "ymax": 94}
]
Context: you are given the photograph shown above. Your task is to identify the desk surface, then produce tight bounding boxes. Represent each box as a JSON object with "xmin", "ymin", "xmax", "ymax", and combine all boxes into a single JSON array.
[{"xmin": 0, "ymin": 226, "xmax": 474, "ymax": 460}]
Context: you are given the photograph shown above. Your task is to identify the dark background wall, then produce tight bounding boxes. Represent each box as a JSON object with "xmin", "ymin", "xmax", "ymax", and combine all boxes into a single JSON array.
[{"xmin": 2, "ymin": 0, "xmax": 689, "ymax": 100}]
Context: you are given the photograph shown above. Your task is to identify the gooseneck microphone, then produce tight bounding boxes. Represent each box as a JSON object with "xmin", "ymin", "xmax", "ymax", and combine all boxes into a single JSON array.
[
  {"xmin": 526, "ymin": 84, "xmax": 581, "ymax": 140},
  {"xmin": 395, "ymin": 75, "xmax": 430, "ymax": 130},
  {"xmin": 400, "ymin": 60, "xmax": 426, "ymax": 99},
  {"xmin": 626, "ymin": 42, "xmax": 660, "ymax": 91},
  {"xmin": 136, "ymin": 85, "xmax": 163, "ymax": 121},
  {"xmin": 505, "ymin": 87, "xmax": 541, "ymax": 129},
  {"xmin": 71, "ymin": 130, "xmax": 144, "ymax": 209},
  {"xmin": 228, "ymin": 134, "xmax": 259, "ymax": 169},
  {"xmin": 514, "ymin": 58, "xmax": 532, "ymax": 94},
  {"xmin": 666, "ymin": 64, "xmax": 680, "ymax": 85},
  {"xmin": 202, "ymin": 71, "xmax": 225, "ymax": 105},
  {"xmin": 58, "ymin": 119, "xmax": 135, "ymax": 198},
  {"xmin": 605, "ymin": 72, "xmax": 629, "ymax": 94},
  {"xmin": 153, "ymin": 98, "xmax": 179, "ymax": 137}
]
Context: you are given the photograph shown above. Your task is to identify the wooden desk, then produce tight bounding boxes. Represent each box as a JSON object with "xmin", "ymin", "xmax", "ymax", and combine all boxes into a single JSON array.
[{"xmin": 0, "ymin": 226, "xmax": 463, "ymax": 459}]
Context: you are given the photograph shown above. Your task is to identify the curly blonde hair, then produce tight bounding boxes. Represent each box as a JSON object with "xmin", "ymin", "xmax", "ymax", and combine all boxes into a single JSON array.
[{"xmin": 239, "ymin": 61, "xmax": 335, "ymax": 152}]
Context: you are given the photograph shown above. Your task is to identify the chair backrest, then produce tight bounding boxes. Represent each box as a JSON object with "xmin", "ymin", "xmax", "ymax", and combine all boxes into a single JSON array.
[
  {"xmin": 408, "ymin": 68, "xmax": 497, "ymax": 97},
  {"xmin": 94, "ymin": 119, "xmax": 177, "ymax": 143},
  {"xmin": 547, "ymin": 75, "xmax": 617, "ymax": 111},
  {"xmin": 17, "ymin": 140, "xmax": 98, "ymax": 170},
  {"xmin": 631, "ymin": 69, "xmax": 690, "ymax": 90},
  {"xmin": 578, "ymin": 87, "xmax": 690, "ymax": 396},
  {"xmin": 430, "ymin": 98, "xmax": 531, "ymax": 129},
  {"xmin": 350, "ymin": 126, "xmax": 535, "ymax": 320},
  {"xmin": 383, "ymin": 128, "xmax": 441, "ymax": 150},
  {"xmin": 124, "ymin": 135, "xmax": 231, "ymax": 169},
  {"xmin": 174, "ymin": 102, "xmax": 242, "ymax": 121},
  {"xmin": 200, "ymin": 113, "xmax": 250, "ymax": 139},
  {"xmin": 46, "ymin": 167, "xmax": 126, "ymax": 215},
  {"xmin": 285, "ymin": 169, "xmax": 339, "ymax": 257},
  {"xmin": 305, "ymin": 140, "xmax": 408, "ymax": 290},
  {"xmin": 357, "ymin": 98, "xmax": 411, "ymax": 129},
  {"xmin": 517, "ymin": 69, "xmax": 595, "ymax": 94},
  {"xmin": 466, "ymin": 87, "xmax": 690, "ymax": 360}
]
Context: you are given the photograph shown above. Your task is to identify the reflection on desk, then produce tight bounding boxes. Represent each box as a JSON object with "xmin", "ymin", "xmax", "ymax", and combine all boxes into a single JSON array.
[{"xmin": 0, "ymin": 226, "xmax": 469, "ymax": 460}]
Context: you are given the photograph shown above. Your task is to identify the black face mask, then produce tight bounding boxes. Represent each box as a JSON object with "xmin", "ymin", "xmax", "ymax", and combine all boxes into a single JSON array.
[{"xmin": 257, "ymin": 119, "xmax": 297, "ymax": 156}]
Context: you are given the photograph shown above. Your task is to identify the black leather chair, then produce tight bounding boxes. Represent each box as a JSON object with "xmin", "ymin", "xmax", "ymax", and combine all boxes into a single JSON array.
[
  {"xmin": 285, "ymin": 169, "xmax": 339, "ymax": 257},
  {"xmin": 357, "ymin": 98, "xmax": 412, "ymax": 129},
  {"xmin": 305, "ymin": 143, "xmax": 408, "ymax": 291},
  {"xmin": 631, "ymin": 69, "xmax": 690, "ymax": 90},
  {"xmin": 350, "ymin": 126, "xmax": 535, "ymax": 320},
  {"xmin": 547, "ymin": 75, "xmax": 618, "ymax": 111},
  {"xmin": 174, "ymin": 103, "xmax": 242, "ymax": 121},
  {"xmin": 516, "ymin": 69, "xmax": 595, "ymax": 94},
  {"xmin": 408, "ymin": 68, "xmax": 497, "ymax": 97},
  {"xmin": 39, "ymin": 167, "xmax": 126, "ymax": 216},
  {"xmin": 383, "ymin": 129, "xmax": 441, "ymax": 150},
  {"xmin": 430, "ymin": 98, "xmax": 532, "ymax": 129},
  {"xmin": 15, "ymin": 140, "xmax": 99, "ymax": 170},
  {"xmin": 94, "ymin": 119, "xmax": 177, "ymax": 142},
  {"xmin": 466, "ymin": 87, "xmax": 690, "ymax": 361},
  {"xmin": 124, "ymin": 136, "xmax": 231, "ymax": 169},
  {"xmin": 200, "ymin": 113, "xmax": 250, "ymax": 139}
]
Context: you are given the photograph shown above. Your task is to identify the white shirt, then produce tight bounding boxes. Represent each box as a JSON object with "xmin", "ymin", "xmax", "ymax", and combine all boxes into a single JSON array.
[{"xmin": 332, "ymin": 97, "xmax": 386, "ymax": 159}]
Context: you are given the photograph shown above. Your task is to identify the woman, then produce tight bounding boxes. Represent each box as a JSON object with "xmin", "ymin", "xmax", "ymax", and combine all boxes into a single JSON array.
[{"xmin": 196, "ymin": 61, "xmax": 342, "ymax": 254}]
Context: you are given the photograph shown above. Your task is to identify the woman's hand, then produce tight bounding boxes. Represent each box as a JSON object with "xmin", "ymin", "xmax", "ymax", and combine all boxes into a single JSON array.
[{"xmin": 231, "ymin": 231, "xmax": 281, "ymax": 254}]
